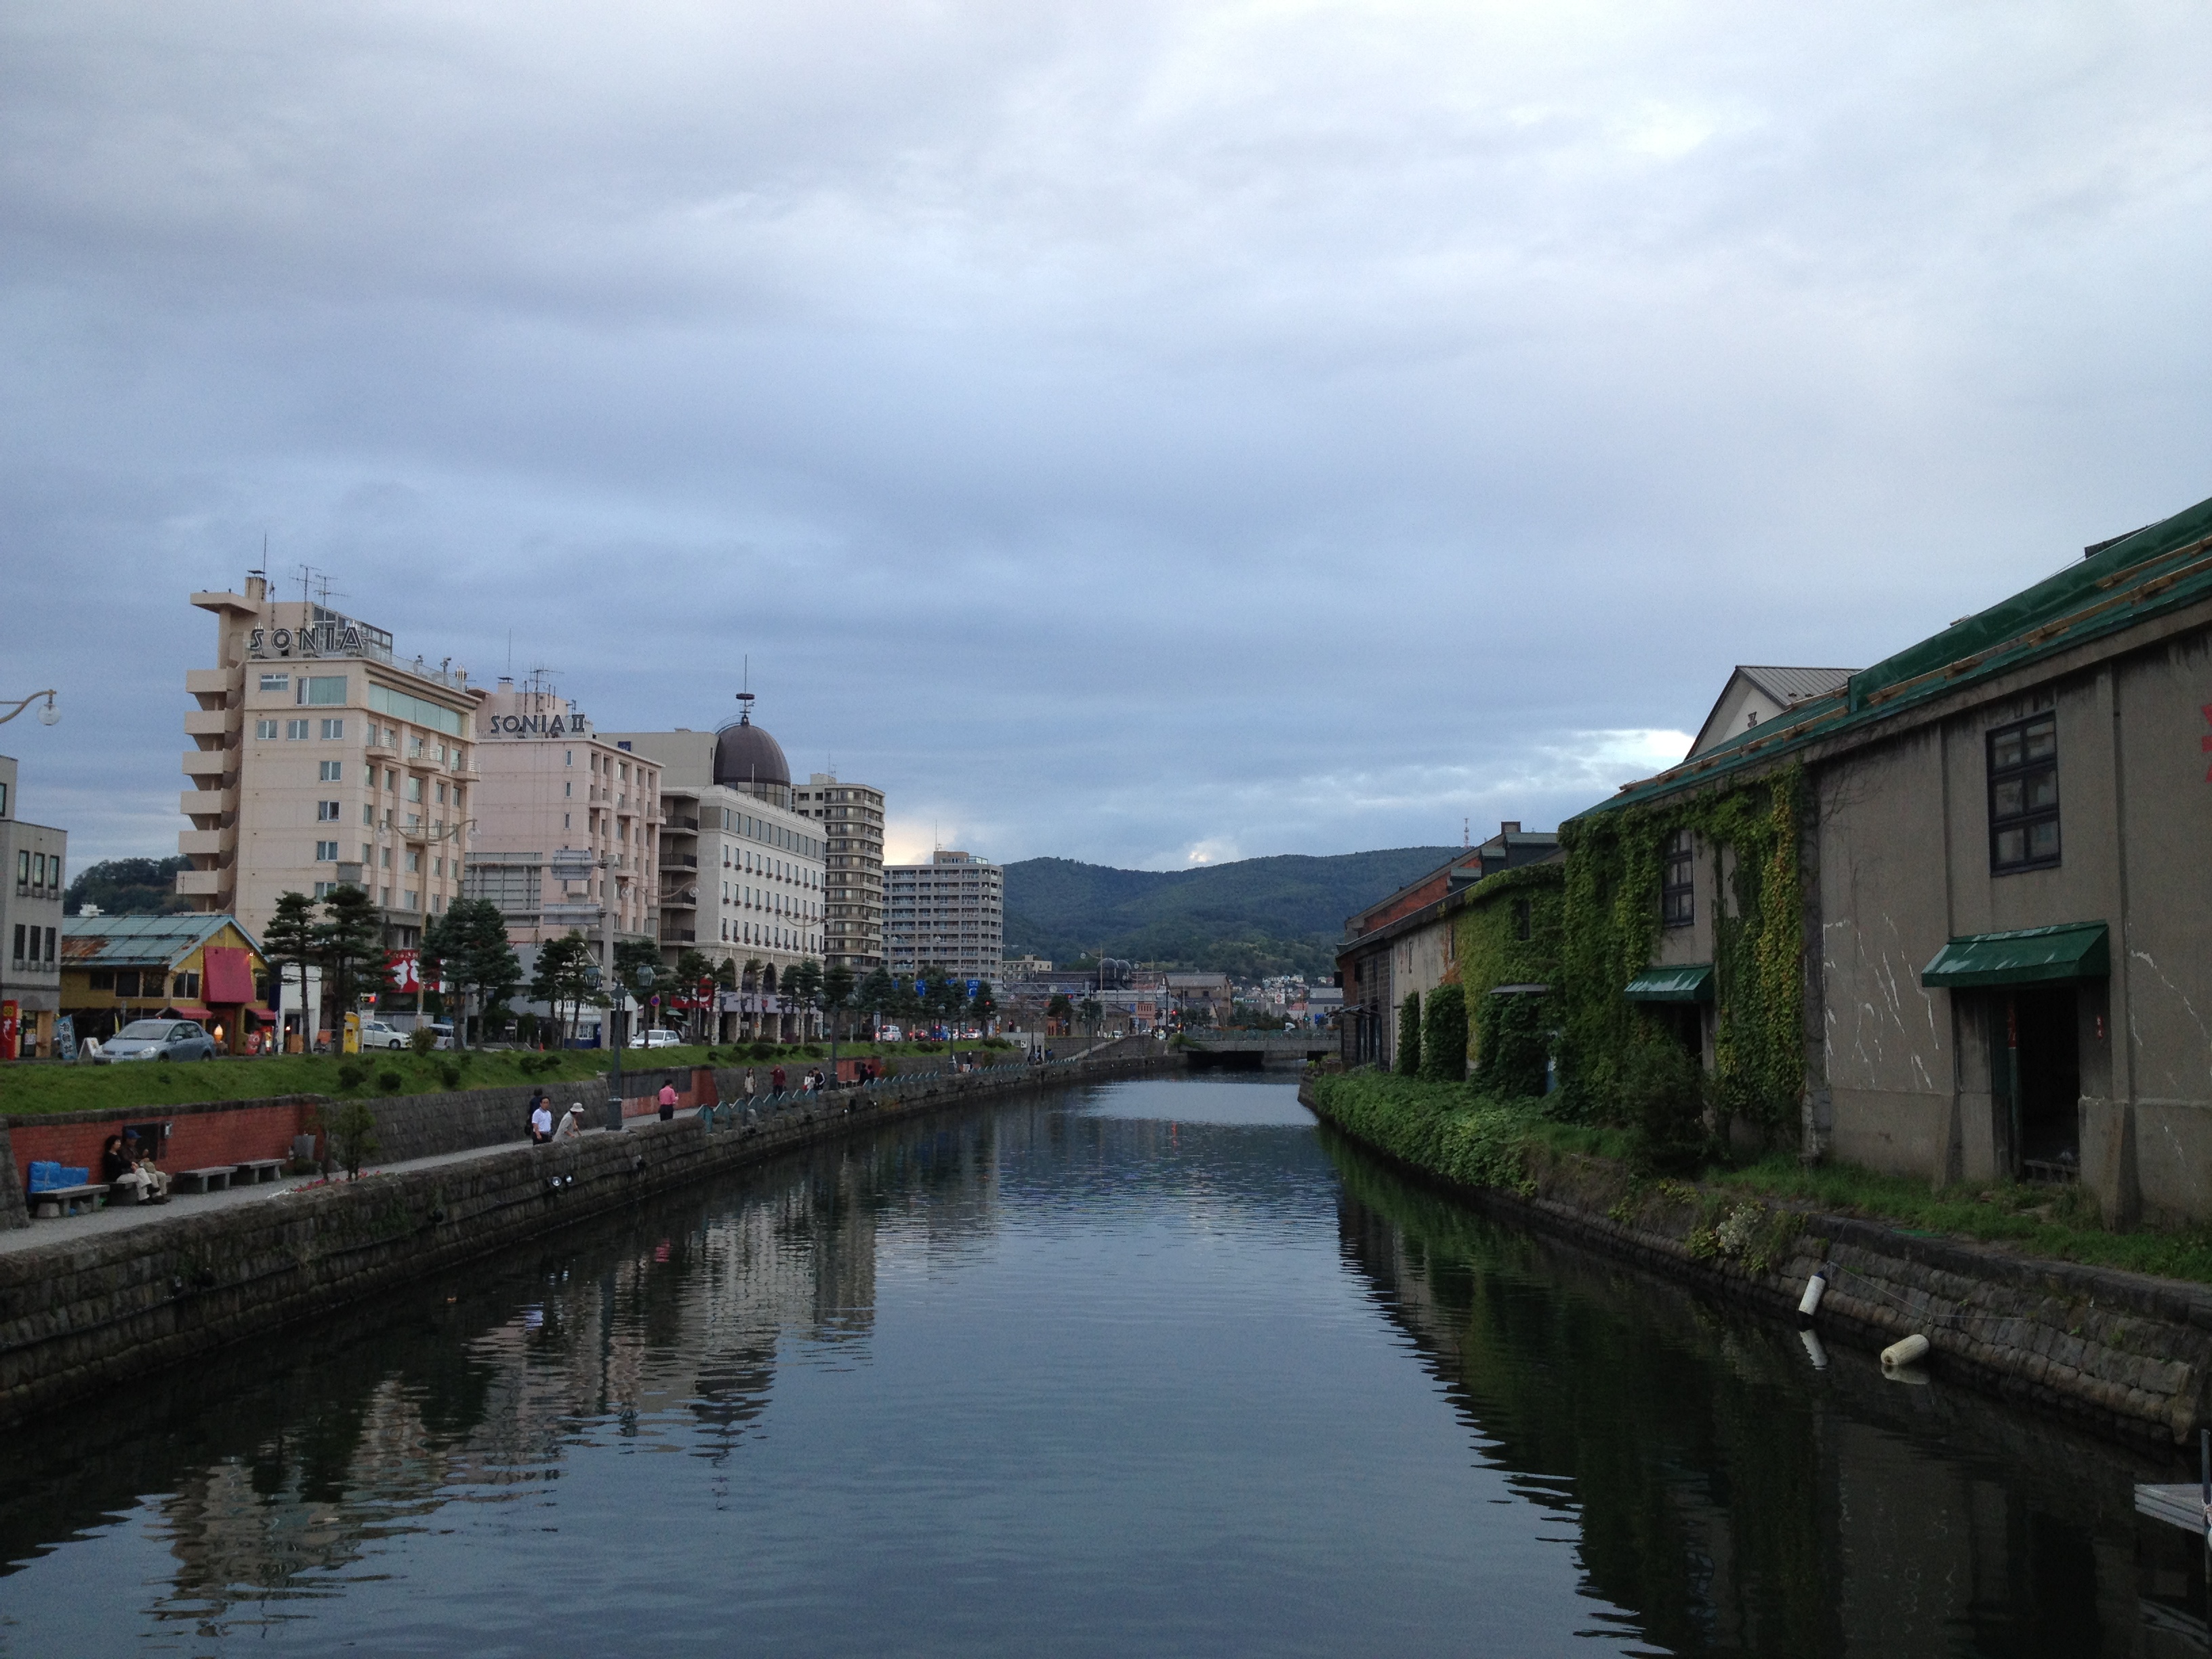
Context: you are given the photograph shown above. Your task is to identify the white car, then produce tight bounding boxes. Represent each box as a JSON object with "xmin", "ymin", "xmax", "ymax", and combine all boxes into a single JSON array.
[
  {"xmin": 358, "ymin": 1018, "xmax": 409, "ymax": 1051},
  {"xmin": 629, "ymin": 1027, "xmax": 682, "ymax": 1049}
]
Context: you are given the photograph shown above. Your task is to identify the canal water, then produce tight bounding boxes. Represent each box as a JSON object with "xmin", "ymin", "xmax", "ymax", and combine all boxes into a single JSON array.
[{"xmin": 0, "ymin": 1074, "xmax": 2203, "ymax": 1656}]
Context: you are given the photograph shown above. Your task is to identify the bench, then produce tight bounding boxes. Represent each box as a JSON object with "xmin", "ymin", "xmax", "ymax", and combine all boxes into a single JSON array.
[
  {"xmin": 173, "ymin": 1166, "xmax": 236, "ymax": 1195},
  {"xmin": 29, "ymin": 1183, "xmax": 108, "ymax": 1219},
  {"xmin": 234, "ymin": 1159, "xmax": 287, "ymax": 1185}
]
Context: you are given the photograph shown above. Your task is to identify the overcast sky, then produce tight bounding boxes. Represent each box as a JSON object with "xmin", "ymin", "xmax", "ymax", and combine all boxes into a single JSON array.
[{"xmin": 4, "ymin": 1, "xmax": 2207, "ymax": 872}]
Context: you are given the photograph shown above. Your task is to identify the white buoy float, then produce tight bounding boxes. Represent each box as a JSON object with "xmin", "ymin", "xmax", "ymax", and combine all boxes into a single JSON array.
[
  {"xmin": 1880, "ymin": 1333, "xmax": 1930, "ymax": 1369},
  {"xmin": 1796, "ymin": 1269, "xmax": 1828, "ymax": 1326}
]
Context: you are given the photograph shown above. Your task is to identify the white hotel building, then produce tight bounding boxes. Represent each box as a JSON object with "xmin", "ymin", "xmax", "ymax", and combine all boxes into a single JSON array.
[
  {"xmin": 181, "ymin": 575, "xmax": 483, "ymax": 949},
  {"xmin": 601, "ymin": 702, "xmax": 827, "ymax": 1040}
]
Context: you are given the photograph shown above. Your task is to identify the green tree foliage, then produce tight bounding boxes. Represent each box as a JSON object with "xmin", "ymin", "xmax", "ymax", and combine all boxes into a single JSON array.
[
  {"xmin": 1045, "ymin": 991, "xmax": 1073, "ymax": 1030},
  {"xmin": 1395, "ymin": 990, "xmax": 1422, "ymax": 1077},
  {"xmin": 420, "ymin": 897, "xmax": 522, "ymax": 1050},
  {"xmin": 968, "ymin": 979, "xmax": 997, "ymax": 1032},
  {"xmin": 1001, "ymin": 847, "xmax": 1463, "ymax": 978},
  {"xmin": 821, "ymin": 963, "xmax": 856, "ymax": 1040},
  {"xmin": 314, "ymin": 884, "xmax": 391, "ymax": 1033},
  {"xmin": 1418, "ymin": 983, "xmax": 1467, "ymax": 1083},
  {"xmin": 1474, "ymin": 991, "xmax": 1551, "ymax": 1100},
  {"xmin": 62, "ymin": 857, "xmax": 193, "ymax": 918},
  {"xmin": 263, "ymin": 890, "xmax": 319, "ymax": 1040},
  {"xmin": 855, "ymin": 967, "xmax": 896, "ymax": 1031},
  {"xmin": 529, "ymin": 930, "xmax": 600, "ymax": 1047}
]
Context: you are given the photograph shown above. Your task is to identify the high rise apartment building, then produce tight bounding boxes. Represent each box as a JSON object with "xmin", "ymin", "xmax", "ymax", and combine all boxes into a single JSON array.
[
  {"xmin": 601, "ymin": 702, "xmax": 826, "ymax": 1039},
  {"xmin": 465, "ymin": 678, "xmax": 661, "ymax": 949},
  {"xmin": 793, "ymin": 773, "xmax": 884, "ymax": 973},
  {"xmin": 884, "ymin": 851, "xmax": 1003, "ymax": 983},
  {"xmin": 181, "ymin": 575, "xmax": 483, "ymax": 948}
]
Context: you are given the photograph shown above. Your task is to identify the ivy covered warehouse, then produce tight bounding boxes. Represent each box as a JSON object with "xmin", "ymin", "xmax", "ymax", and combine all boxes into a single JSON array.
[{"xmin": 1343, "ymin": 489, "xmax": 2212, "ymax": 1228}]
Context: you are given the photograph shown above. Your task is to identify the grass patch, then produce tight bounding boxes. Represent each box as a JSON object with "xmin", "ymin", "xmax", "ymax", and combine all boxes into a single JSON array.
[
  {"xmin": 1, "ymin": 1035, "xmax": 1029, "ymax": 1118},
  {"xmin": 1313, "ymin": 1069, "xmax": 2212, "ymax": 1287}
]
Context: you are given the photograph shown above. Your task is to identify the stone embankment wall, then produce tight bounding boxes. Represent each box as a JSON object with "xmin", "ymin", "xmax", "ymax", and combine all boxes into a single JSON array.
[
  {"xmin": 1300, "ymin": 1078, "xmax": 2212, "ymax": 1448},
  {"xmin": 0, "ymin": 1050, "xmax": 1170, "ymax": 1428}
]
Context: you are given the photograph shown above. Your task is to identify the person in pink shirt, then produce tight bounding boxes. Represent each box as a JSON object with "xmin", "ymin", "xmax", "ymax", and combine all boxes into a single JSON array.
[{"xmin": 657, "ymin": 1081, "xmax": 679, "ymax": 1122}]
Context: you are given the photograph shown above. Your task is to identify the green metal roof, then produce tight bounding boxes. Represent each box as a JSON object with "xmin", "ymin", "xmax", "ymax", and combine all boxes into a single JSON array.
[
  {"xmin": 1920, "ymin": 922, "xmax": 2108, "ymax": 989},
  {"xmin": 1624, "ymin": 964, "xmax": 1713, "ymax": 1002},
  {"xmin": 1578, "ymin": 490, "xmax": 2212, "ymax": 819},
  {"xmin": 60, "ymin": 913, "xmax": 266, "ymax": 969}
]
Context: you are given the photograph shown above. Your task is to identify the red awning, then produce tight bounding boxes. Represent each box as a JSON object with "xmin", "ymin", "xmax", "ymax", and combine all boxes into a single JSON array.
[
  {"xmin": 158, "ymin": 1005, "xmax": 216, "ymax": 1022},
  {"xmin": 203, "ymin": 947, "xmax": 258, "ymax": 1005}
]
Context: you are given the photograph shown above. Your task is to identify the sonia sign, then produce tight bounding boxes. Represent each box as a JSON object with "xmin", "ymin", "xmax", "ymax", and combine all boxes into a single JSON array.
[{"xmin": 486, "ymin": 711, "xmax": 587, "ymax": 737}]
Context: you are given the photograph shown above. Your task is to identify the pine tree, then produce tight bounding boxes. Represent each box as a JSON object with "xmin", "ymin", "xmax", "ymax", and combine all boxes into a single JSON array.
[
  {"xmin": 968, "ymin": 979, "xmax": 997, "ymax": 1035},
  {"xmin": 314, "ymin": 884, "xmax": 391, "ymax": 1044},
  {"xmin": 263, "ymin": 890, "xmax": 319, "ymax": 1049},
  {"xmin": 529, "ymin": 930, "xmax": 599, "ymax": 1048}
]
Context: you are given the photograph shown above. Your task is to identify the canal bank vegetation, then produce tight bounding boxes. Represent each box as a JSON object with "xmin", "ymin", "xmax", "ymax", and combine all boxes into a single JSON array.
[
  {"xmin": 1309, "ymin": 1069, "xmax": 2212, "ymax": 1287},
  {"xmin": 0, "ymin": 1036, "xmax": 1025, "ymax": 1118}
]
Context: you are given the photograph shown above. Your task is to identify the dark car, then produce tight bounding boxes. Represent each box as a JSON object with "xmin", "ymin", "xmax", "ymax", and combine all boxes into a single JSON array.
[{"xmin": 94, "ymin": 1019, "xmax": 219, "ymax": 1063}]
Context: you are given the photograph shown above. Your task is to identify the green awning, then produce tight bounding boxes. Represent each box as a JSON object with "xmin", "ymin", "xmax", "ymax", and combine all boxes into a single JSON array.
[
  {"xmin": 1920, "ymin": 922, "xmax": 2109, "ymax": 989},
  {"xmin": 1624, "ymin": 964, "xmax": 1713, "ymax": 1003}
]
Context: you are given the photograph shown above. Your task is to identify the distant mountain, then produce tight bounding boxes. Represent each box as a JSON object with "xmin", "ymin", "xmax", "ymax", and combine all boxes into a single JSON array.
[
  {"xmin": 1002, "ymin": 847, "xmax": 1462, "ymax": 979},
  {"xmin": 63, "ymin": 857, "xmax": 194, "ymax": 918}
]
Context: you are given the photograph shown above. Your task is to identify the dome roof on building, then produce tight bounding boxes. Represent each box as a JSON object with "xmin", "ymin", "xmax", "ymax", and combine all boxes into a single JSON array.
[{"xmin": 713, "ymin": 709, "xmax": 790, "ymax": 790}]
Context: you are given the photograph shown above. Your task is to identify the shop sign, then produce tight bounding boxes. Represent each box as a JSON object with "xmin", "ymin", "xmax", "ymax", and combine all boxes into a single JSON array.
[{"xmin": 387, "ymin": 949, "xmax": 422, "ymax": 993}]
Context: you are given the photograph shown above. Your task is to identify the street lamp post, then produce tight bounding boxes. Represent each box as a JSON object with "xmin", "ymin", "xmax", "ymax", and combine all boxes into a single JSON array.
[{"xmin": 0, "ymin": 691, "xmax": 59, "ymax": 726}]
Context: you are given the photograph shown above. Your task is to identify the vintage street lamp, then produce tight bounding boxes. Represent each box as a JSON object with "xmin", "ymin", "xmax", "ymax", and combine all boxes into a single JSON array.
[
  {"xmin": 602, "ymin": 960, "xmax": 659, "ymax": 1132},
  {"xmin": 0, "ymin": 691, "xmax": 59, "ymax": 726}
]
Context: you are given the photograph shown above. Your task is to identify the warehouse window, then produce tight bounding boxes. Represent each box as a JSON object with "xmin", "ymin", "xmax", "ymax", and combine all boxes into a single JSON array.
[
  {"xmin": 1989, "ymin": 713, "xmax": 2060, "ymax": 873},
  {"xmin": 1661, "ymin": 830, "xmax": 1695, "ymax": 926}
]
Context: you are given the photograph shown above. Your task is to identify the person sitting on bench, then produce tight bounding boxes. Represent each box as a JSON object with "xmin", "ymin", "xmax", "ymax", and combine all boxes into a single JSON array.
[{"xmin": 102, "ymin": 1133, "xmax": 170, "ymax": 1204}]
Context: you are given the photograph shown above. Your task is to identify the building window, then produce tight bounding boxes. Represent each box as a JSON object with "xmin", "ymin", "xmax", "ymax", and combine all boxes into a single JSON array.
[
  {"xmin": 1989, "ymin": 713, "xmax": 2060, "ymax": 872},
  {"xmin": 315, "ymin": 840, "xmax": 339, "ymax": 861},
  {"xmin": 302, "ymin": 674, "xmax": 346, "ymax": 705},
  {"xmin": 1513, "ymin": 898, "xmax": 1532, "ymax": 941},
  {"xmin": 321, "ymin": 718, "xmax": 344, "ymax": 739},
  {"xmin": 319, "ymin": 760, "xmax": 342, "ymax": 781},
  {"xmin": 316, "ymin": 800, "xmax": 341, "ymax": 821},
  {"xmin": 260, "ymin": 674, "xmax": 290, "ymax": 693},
  {"xmin": 363, "ymin": 804, "xmax": 375, "ymax": 825},
  {"xmin": 286, "ymin": 719, "xmax": 310, "ymax": 740},
  {"xmin": 255, "ymin": 719, "xmax": 279, "ymax": 739},
  {"xmin": 405, "ymin": 851, "xmax": 421, "ymax": 874},
  {"xmin": 9, "ymin": 924, "xmax": 20, "ymax": 962},
  {"xmin": 176, "ymin": 971, "xmax": 199, "ymax": 998},
  {"xmin": 88, "ymin": 968, "xmax": 113, "ymax": 991},
  {"xmin": 362, "ymin": 843, "xmax": 373, "ymax": 863},
  {"xmin": 1661, "ymin": 829, "xmax": 1694, "ymax": 926},
  {"xmin": 381, "ymin": 847, "xmax": 393, "ymax": 868},
  {"xmin": 313, "ymin": 881, "xmax": 335, "ymax": 898},
  {"xmin": 403, "ymin": 889, "xmax": 419, "ymax": 911}
]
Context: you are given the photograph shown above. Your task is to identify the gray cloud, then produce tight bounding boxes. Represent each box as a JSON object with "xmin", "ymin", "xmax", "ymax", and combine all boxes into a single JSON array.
[{"xmin": 3, "ymin": 0, "xmax": 2207, "ymax": 870}]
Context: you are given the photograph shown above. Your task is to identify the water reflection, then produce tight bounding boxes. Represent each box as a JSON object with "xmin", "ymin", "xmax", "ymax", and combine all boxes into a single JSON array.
[
  {"xmin": 1325, "ymin": 1128, "xmax": 2209, "ymax": 1658},
  {"xmin": 0, "ymin": 1078, "xmax": 2203, "ymax": 1658}
]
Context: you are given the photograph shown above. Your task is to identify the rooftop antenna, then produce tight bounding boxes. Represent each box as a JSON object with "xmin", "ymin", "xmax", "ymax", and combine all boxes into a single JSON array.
[
  {"xmin": 736, "ymin": 655, "xmax": 755, "ymax": 726},
  {"xmin": 1463, "ymin": 817, "xmax": 1469, "ymax": 848}
]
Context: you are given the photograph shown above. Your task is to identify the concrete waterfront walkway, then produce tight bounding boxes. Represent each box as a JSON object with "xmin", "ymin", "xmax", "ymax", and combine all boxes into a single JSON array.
[{"xmin": 0, "ymin": 1118, "xmax": 678, "ymax": 1258}]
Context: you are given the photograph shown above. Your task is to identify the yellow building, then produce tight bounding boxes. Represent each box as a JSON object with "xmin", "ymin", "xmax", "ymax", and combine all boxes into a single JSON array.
[{"xmin": 60, "ymin": 914, "xmax": 271, "ymax": 1050}]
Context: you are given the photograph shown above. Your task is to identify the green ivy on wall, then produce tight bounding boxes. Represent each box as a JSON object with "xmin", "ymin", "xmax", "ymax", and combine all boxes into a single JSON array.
[
  {"xmin": 1396, "ymin": 989, "xmax": 1422, "ymax": 1077},
  {"xmin": 1452, "ymin": 863, "xmax": 1564, "ymax": 1088},
  {"xmin": 1418, "ymin": 983, "xmax": 1467, "ymax": 1083},
  {"xmin": 1555, "ymin": 766, "xmax": 1805, "ymax": 1128}
]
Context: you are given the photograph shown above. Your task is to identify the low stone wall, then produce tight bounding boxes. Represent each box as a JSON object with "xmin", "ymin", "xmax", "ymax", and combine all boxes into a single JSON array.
[
  {"xmin": 1300, "ymin": 1078, "xmax": 2212, "ymax": 1448},
  {"xmin": 0, "ymin": 1048, "xmax": 1175, "ymax": 1427}
]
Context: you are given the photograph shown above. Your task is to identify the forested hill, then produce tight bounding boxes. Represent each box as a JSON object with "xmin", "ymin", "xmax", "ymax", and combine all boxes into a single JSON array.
[{"xmin": 1002, "ymin": 847, "xmax": 1461, "ymax": 979}]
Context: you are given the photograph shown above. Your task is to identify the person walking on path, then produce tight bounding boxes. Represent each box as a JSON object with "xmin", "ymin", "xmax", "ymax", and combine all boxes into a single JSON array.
[
  {"xmin": 529, "ymin": 1092, "xmax": 554, "ymax": 1145},
  {"xmin": 771, "ymin": 1063, "xmax": 787, "ymax": 1094},
  {"xmin": 554, "ymin": 1104, "xmax": 586, "ymax": 1142},
  {"xmin": 743, "ymin": 1067, "xmax": 756, "ymax": 1099},
  {"xmin": 657, "ymin": 1081, "xmax": 679, "ymax": 1121}
]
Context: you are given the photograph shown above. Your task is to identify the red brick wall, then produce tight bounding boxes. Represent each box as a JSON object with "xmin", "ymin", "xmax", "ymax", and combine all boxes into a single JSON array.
[
  {"xmin": 616, "ymin": 1067, "xmax": 716, "ymax": 1120},
  {"xmin": 14, "ymin": 1103, "xmax": 314, "ymax": 1187}
]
